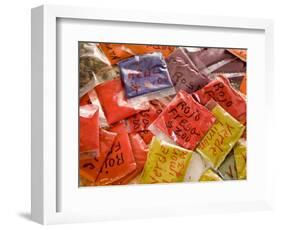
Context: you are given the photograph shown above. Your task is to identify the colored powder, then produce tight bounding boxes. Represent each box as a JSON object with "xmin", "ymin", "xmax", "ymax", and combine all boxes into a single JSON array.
[
  {"xmin": 217, "ymin": 151, "xmax": 238, "ymax": 180},
  {"xmin": 183, "ymin": 48, "xmax": 235, "ymax": 72},
  {"xmin": 114, "ymin": 133, "xmax": 148, "ymax": 184},
  {"xmin": 118, "ymin": 52, "xmax": 174, "ymax": 99},
  {"xmin": 127, "ymin": 99, "xmax": 166, "ymax": 133},
  {"xmin": 99, "ymin": 43, "xmax": 175, "ymax": 65},
  {"xmin": 138, "ymin": 130, "xmax": 155, "ymax": 145},
  {"xmin": 196, "ymin": 101, "xmax": 245, "ymax": 169},
  {"xmin": 127, "ymin": 44, "xmax": 175, "ymax": 58},
  {"xmin": 79, "ymin": 128, "xmax": 117, "ymax": 183},
  {"xmin": 233, "ymin": 140, "xmax": 247, "ymax": 179},
  {"xmin": 79, "ymin": 176, "xmax": 95, "ymax": 186},
  {"xmin": 79, "ymin": 104, "xmax": 99, "ymax": 157},
  {"xmin": 80, "ymin": 93, "xmax": 91, "ymax": 106},
  {"xmin": 240, "ymin": 75, "xmax": 247, "ymax": 95},
  {"xmin": 149, "ymin": 90, "xmax": 216, "ymax": 150},
  {"xmin": 193, "ymin": 76, "xmax": 247, "ymax": 124},
  {"xmin": 95, "ymin": 122, "xmax": 137, "ymax": 185},
  {"xmin": 199, "ymin": 169, "xmax": 222, "ymax": 182},
  {"xmin": 166, "ymin": 48, "xmax": 210, "ymax": 93},
  {"xmin": 183, "ymin": 47, "xmax": 246, "ymax": 74},
  {"xmin": 140, "ymin": 137, "xmax": 192, "ymax": 184},
  {"xmin": 227, "ymin": 49, "xmax": 247, "ymax": 62},
  {"xmin": 95, "ymin": 78, "xmax": 141, "ymax": 125}
]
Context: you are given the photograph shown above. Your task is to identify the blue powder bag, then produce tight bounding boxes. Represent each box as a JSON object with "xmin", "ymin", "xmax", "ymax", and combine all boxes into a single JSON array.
[{"xmin": 118, "ymin": 52, "xmax": 175, "ymax": 103}]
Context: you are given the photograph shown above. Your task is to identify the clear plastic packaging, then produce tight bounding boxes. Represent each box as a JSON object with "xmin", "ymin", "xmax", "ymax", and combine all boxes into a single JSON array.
[
  {"xmin": 118, "ymin": 52, "xmax": 176, "ymax": 106},
  {"xmin": 79, "ymin": 42, "xmax": 112, "ymax": 97},
  {"xmin": 184, "ymin": 152, "xmax": 209, "ymax": 182}
]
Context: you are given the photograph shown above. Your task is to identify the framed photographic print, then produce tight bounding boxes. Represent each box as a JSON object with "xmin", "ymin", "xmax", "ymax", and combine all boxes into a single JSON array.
[{"xmin": 31, "ymin": 5, "xmax": 274, "ymax": 225}]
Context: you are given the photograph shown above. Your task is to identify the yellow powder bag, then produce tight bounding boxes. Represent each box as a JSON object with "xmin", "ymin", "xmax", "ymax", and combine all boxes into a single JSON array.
[
  {"xmin": 140, "ymin": 137, "xmax": 192, "ymax": 184},
  {"xmin": 196, "ymin": 101, "xmax": 245, "ymax": 169},
  {"xmin": 199, "ymin": 169, "xmax": 222, "ymax": 182},
  {"xmin": 234, "ymin": 139, "xmax": 247, "ymax": 179}
]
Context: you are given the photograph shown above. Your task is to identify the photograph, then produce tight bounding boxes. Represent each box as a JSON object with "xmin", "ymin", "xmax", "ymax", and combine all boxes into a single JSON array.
[{"xmin": 79, "ymin": 43, "xmax": 247, "ymax": 186}]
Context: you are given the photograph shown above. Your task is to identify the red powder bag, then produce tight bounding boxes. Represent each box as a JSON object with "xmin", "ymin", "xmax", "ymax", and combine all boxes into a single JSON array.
[
  {"xmin": 126, "ymin": 99, "xmax": 168, "ymax": 133},
  {"xmin": 79, "ymin": 128, "xmax": 117, "ymax": 183},
  {"xmin": 95, "ymin": 78, "xmax": 146, "ymax": 125},
  {"xmin": 95, "ymin": 122, "xmax": 137, "ymax": 185},
  {"xmin": 149, "ymin": 90, "xmax": 216, "ymax": 150},
  {"xmin": 193, "ymin": 75, "xmax": 246, "ymax": 124},
  {"xmin": 138, "ymin": 130, "xmax": 155, "ymax": 145},
  {"xmin": 80, "ymin": 93, "xmax": 91, "ymax": 106},
  {"xmin": 127, "ymin": 105, "xmax": 158, "ymax": 133},
  {"xmin": 79, "ymin": 104, "xmax": 100, "ymax": 159},
  {"xmin": 113, "ymin": 133, "xmax": 148, "ymax": 184}
]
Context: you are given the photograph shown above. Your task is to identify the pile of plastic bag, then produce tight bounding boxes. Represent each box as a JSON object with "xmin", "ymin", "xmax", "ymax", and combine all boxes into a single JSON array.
[{"xmin": 79, "ymin": 42, "xmax": 247, "ymax": 186}]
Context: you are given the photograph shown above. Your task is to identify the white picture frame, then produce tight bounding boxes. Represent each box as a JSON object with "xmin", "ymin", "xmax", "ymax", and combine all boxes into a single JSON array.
[{"xmin": 31, "ymin": 4, "xmax": 274, "ymax": 225}]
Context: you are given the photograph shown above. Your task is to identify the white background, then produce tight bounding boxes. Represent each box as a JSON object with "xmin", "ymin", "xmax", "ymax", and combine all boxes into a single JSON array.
[{"xmin": 0, "ymin": 0, "xmax": 280, "ymax": 229}]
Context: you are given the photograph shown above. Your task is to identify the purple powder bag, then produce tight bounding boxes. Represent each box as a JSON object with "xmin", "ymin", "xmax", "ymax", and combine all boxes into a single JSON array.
[{"xmin": 166, "ymin": 48, "xmax": 210, "ymax": 93}]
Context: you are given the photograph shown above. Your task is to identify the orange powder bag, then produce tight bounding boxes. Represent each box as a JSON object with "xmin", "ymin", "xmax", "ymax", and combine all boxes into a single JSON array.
[
  {"xmin": 240, "ymin": 75, "xmax": 247, "ymax": 95},
  {"xmin": 80, "ymin": 128, "xmax": 117, "ymax": 184},
  {"xmin": 193, "ymin": 76, "xmax": 246, "ymax": 124},
  {"xmin": 99, "ymin": 43, "xmax": 175, "ymax": 65},
  {"xmin": 95, "ymin": 122, "xmax": 137, "ymax": 185},
  {"xmin": 79, "ymin": 104, "xmax": 99, "ymax": 159},
  {"xmin": 227, "ymin": 49, "xmax": 247, "ymax": 62},
  {"xmin": 95, "ymin": 78, "xmax": 146, "ymax": 125},
  {"xmin": 113, "ymin": 133, "xmax": 148, "ymax": 184}
]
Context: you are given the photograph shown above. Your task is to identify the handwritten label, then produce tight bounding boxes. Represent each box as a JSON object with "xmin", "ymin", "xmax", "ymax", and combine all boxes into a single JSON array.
[
  {"xmin": 118, "ymin": 52, "xmax": 174, "ymax": 98},
  {"xmin": 196, "ymin": 103, "xmax": 245, "ymax": 169},
  {"xmin": 193, "ymin": 76, "xmax": 246, "ymax": 124},
  {"xmin": 150, "ymin": 90, "xmax": 215, "ymax": 150},
  {"xmin": 127, "ymin": 100, "xmax": 165, "ymax": 133},
  {"xmin": 140, "ymin": 138, "xmax": 192, "ymax": 184},
  {"xmin": 166, "ymin": 48, "xmax": 210, "ymax": 93},
  {"xmin": 79, "ymin": 128, "xmax": 116, "ymax": 184},
  {"xmin": 95, "ymin": 123, "xmax": 137, "ymax": 185}
]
